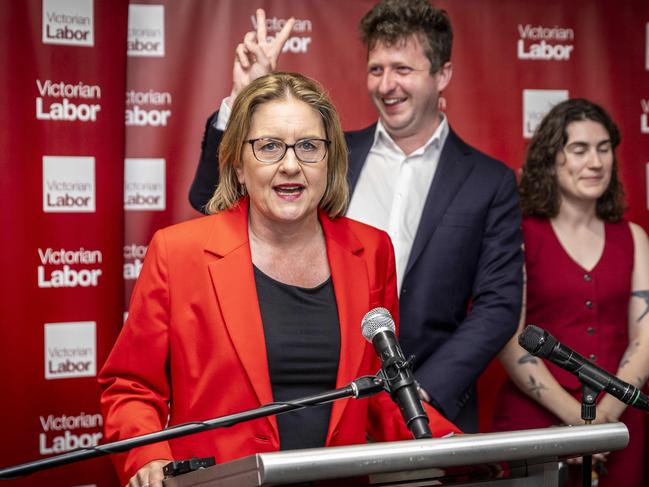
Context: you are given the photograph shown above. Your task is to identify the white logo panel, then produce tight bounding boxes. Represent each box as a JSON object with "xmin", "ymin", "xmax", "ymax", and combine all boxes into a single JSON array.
[
  {"xmin": 124, "ymin": 158, "xmax": 166, "ymax": 211},
  {"xmin": 42, "ymin": 0, "xmax": 94, "ymax": 46},
  {"xmin": 522, "ymin": 89, "xmax": 569, "ymax": 138},
  {"xmin": 44, "ymin": 321, "xmax": 96, "ymax": 379},
  {"xmin": 42, "ymin": 156, "xmax": 95, "ymax": 213},
  {"xmin": 127, "ymin": 4, "xmax": 165, "ymax": 57}
]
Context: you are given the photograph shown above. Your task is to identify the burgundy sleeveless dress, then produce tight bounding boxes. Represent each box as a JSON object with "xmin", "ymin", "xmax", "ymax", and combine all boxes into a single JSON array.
[{"xmin": 494, "ymin": 217, "xmax": 645, "ymax": 486}]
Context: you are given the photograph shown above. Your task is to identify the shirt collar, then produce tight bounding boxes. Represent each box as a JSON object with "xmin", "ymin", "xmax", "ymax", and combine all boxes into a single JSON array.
[{"xmin": 372, "ymin": 113, "xmax": 449, "ymax": 157}]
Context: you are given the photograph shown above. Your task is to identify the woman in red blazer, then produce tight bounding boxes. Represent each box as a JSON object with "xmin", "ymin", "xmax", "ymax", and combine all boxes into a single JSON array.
[{"xmin": 99, "ymin": 73, "xmax": 459, "ymax": 487}]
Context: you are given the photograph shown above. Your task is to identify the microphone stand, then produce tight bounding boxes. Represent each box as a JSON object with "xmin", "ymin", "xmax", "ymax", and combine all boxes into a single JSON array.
[
  {"xmin": 0, "ymin": 375, "xmax": 385, "ymax": 480},
  {"xmin": 579, "ymin": 382, "xmax": 602, "ymax": 487}
]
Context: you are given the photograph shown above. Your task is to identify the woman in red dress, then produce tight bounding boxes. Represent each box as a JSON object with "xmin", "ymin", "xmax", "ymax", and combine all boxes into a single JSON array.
[{"xmin": 494, "ymin": 99, "xmax": 649, "ymax": 486}]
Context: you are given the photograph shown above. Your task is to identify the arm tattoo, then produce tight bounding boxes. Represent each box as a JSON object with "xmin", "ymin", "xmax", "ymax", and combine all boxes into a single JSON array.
[
  {"xmin": 619, "ymin": 341, "xmax": 640, "ymax": 368},
  {"xmin": 526, "ymin": 375, "xmax": 548, "ymax": 398},
  {"xmin": 518, "ymin": 353, "xmax": 539, "ymax": 365},
  {"xmin": 631, "ymin": 290, "xmax": 649, "ymax": 322}
]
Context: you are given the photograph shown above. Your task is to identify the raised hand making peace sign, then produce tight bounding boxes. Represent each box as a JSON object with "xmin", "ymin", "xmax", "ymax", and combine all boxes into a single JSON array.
[{"xmin": 231, "ymin": 9, "xmax": 296, "ymax": 99}]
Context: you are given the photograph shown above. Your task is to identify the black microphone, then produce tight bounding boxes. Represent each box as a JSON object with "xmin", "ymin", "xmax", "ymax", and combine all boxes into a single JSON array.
[
  {"xmin": 519, "ymin": 325, "xmax": 649, "ymax": 412},
  {"xmin": 361, "ymin": 307, "xmax": 432, "ymax": 439}
]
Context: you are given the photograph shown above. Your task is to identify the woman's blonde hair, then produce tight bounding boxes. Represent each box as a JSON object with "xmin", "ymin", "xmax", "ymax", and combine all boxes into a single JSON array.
[{"xmin": 205, "ymin": 72, "xmax": 349, "ymax": 218}]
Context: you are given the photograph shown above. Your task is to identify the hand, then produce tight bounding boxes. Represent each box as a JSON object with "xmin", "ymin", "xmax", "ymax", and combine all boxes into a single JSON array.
[
  {"xmin": 231, "ymin": 9, "xmax": 296, "ymax": 99},
  {"xmin": 593, "ymin": 395, "xmax": 624, "ymax": 424},
  {"xmin": 592, "ymin": 411, "xmax": 615, "ymax": 425},
  {"xmin": 127, "ymin": 459, "xmax": 170, "ymax": 487},
  {"xmin": 560, "ymin": 411, "xmax": 612, "ymax": 427},
  {"xmin": 566, "ymin": 451, "xmax": 609, "ymax": 465}
]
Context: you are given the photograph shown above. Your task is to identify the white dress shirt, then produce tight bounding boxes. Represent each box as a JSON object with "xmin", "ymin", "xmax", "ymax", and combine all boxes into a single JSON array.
[
  {"xmin": 346, "ymin": 116, "xmax": 449, "ymax": 292},
  {"xmin": 215, "ymin": 97, "xmax": 232, "ymax": 130}
]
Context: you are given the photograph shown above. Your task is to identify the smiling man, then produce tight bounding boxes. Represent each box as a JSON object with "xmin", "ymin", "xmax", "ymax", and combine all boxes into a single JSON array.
[
  {"xmin": 342, "ymin": 0, "xmax": 523, "ymax": 432},
  {"xmin": 189, "ymin": 0, "xmax": 523, "ymax": 432}
]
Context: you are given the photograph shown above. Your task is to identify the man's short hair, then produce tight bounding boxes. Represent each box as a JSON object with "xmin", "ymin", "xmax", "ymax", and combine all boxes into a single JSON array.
[{"xmin": 360, "ymin": 0, "xmax": 453, "ymax": 72}]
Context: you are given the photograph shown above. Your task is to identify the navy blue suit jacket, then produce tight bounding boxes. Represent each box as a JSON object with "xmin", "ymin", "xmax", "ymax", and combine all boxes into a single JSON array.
[{"xmin": 190, "ymin": 115, "xmax": 523, "ymax": 432}]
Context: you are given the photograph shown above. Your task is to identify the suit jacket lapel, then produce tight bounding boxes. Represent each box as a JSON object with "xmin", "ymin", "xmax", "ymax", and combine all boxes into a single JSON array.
[
  {"xmin": 346, "ymin": 124, "xmax": 376, "ymax": 193},
  {"xmin": 204, "ymin": 199, "xmax": 277, "ymax": 435},
  {"xmin": 319, "ymin": 213, "xmax": 368, "ymax": 443},
  {"xmin": 405, "ymin": 129, "xmax": 476, "ymax": 278}
]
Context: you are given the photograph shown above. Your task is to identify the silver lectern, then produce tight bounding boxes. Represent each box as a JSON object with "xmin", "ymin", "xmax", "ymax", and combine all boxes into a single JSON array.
[{"xmin": 164, "ymin": 422, "xmax": 628, "ymax": 486}]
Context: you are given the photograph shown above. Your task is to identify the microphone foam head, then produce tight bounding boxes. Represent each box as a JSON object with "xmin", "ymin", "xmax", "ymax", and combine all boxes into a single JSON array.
[
  {"xmin": 518, "ymin": 324, "xmax": 556, "ymax": 358},
  {"xmin": 361, "ymin": 307, "xmax": 395, "ymax": 342}
]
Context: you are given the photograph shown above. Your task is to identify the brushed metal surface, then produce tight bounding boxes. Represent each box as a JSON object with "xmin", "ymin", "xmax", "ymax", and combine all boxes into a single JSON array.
[{"xmin": 164, "ymin": 423, "xmax": 627, "ymax": 486}]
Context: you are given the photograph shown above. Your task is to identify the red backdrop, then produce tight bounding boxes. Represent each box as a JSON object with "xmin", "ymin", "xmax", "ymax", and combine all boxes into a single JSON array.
[
  {"xmin": 2, "ymin": 1, "xmax": 648, "ymax": 485},
  {"xmin": 1, "ymin": 0, "xmax": 127, "ymax": 485}
]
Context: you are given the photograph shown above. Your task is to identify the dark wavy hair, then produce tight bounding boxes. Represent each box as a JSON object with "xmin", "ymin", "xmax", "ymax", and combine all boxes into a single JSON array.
[
  {"xmin": 359, "ymin": 0, "xmax": 452, "ymax": 72},
  {"xmin": 519, "ymin": 98, "xmax": 625, "ymax": 222}
]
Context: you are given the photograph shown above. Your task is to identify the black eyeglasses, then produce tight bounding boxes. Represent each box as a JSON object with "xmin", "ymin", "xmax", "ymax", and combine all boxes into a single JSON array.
[{"xmin": 246, "ymin": 138, "xmax": 330, "ymax": 164}]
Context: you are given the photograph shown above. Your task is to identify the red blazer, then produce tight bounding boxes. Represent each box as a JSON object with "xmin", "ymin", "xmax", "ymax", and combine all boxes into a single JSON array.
[{"xmin": 99, "ymin": 199, "xmax": 459, "ymax": 485}]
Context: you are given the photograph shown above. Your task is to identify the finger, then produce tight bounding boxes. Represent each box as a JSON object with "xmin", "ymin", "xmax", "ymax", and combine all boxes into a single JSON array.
[
  {"xmin": 244, "ymin": 38, "xmax": 270, "ymax": 68},
  {"xmin": 256, "ymin": 9, "xmax": 267, "ymax": 45},
  {"xmin": 235, "ymin": 43, "xmax": 250, "ymax": 69},
  {"xmin": 138, "ymin": 473, "xmax": 149, "ymax": 487},
  {"xmin": 270, "ymin": 17, "xmax": 296, "ymax": 56},
  {"xmin": 243, "ymin": 30, "xmax": 257, "ymax": 45},
  {"xmin": 149, "ymin": 461, "xmax": 167, "ymax": 486},
  {"xmin": 128, "ymin": 472, "xmax": 144, "ymax": 487}
]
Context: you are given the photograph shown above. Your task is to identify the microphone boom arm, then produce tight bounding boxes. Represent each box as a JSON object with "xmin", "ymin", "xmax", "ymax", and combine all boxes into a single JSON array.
[{"xmin": 0, "ymin": 375, "xmax": 385, "ymax": 480}]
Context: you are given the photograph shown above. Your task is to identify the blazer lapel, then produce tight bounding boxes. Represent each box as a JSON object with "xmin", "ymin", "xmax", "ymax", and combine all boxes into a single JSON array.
[
  {"xmin": 204, "ymin": 200, "xmax": 277, "ymax": 434},
  {"xmin": 204, "ymin": 204, "xmax": 371, "ymax": 443},
  {"xmin": 319, "ymin": 213, "xmax": 369, "ymax": 443},
  {"xmin": 404, "ymin": 129, "xmax": 476, "ymax": 278},
  {"xmin": 346, "ymin": 124, "xmax": 376, "ymax": 193}
]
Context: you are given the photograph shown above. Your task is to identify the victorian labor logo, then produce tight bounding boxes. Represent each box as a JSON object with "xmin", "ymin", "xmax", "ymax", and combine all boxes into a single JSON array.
[
  {"xmin": 42, "ymin": 156, "xmax": 95, "ymax": 212},
  {"xmin": 127, "ymin": 4, "xmax": 164, "ymax": 57},
  {"xmin": 522, "ymin": 89, "xmax": 569, "ymax": 138},
  {"xmin": 42, "ymin": 0, "xmax": 94, "ymax": 46},
  {"xmin": 44, "ymin": 321, "xmax": 96, "ymax": 379}
]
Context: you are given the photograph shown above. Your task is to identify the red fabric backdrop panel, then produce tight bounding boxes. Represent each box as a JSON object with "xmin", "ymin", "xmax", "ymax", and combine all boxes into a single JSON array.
[
  {"xmin": 0, "ymin": 0, "xmax": 127, "ymax": 484},
  {"xmin": 1, "ymin": 1, "xmax": 648, "ymax": 484},
  {"xmin": 122, "ymin": 0, "xmax": 649, "ymax": 445},
  {"xmin": 123, "ymin": 0, "xmax": 649, "ymax": 433}
]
